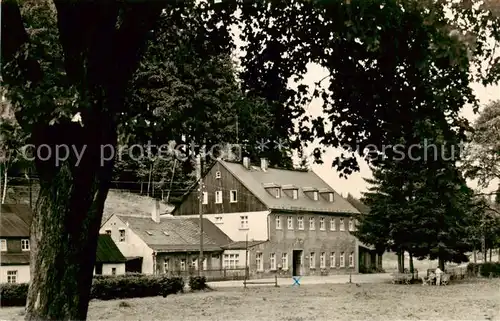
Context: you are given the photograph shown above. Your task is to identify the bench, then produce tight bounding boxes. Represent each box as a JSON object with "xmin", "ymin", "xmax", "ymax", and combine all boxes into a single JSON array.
[{"xmin": 391, "ymin": 272, "xmax": 412, "ymax": 284}]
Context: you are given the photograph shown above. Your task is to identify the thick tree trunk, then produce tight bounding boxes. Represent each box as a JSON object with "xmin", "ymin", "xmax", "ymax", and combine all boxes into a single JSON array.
[
  {"xmin": 473, "ymin": 248, "xmax": 477, "ymax": 263},
  {"xmin": 25, "ymin": 119, "xmax": 116, "ymax": 321},
  {"xmin": 438, "ymin": 257, "xmax": 445, "ymax": 270},
  {"xmin": 377, "ymin": 252, "xmax": 383, "ymax": 270},
  {"xmin": 397, "ymin": 251, "xmax": 402, "ymax": 273},
  {"xmin": 489, "ymin": 248, "xmax": 492, "ymax": 262}
]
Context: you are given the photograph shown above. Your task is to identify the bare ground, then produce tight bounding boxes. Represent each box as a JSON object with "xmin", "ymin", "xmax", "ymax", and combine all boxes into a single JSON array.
[{"xmin": 1, "ymin": 278, "xmax": 499, "ymax": 321}]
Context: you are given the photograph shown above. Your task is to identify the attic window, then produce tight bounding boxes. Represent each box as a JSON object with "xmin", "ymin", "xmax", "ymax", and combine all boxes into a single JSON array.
[
  {"xmin": 146, "ymin": 231, "xmax": 153, "ymax": 236},
  {"xmin": 215, "ymin": 171, "xmax": 221, "ymax": 179},
  {"xmin": 163, "ymin": 231, "xmax": 169, "ymax": 236}
]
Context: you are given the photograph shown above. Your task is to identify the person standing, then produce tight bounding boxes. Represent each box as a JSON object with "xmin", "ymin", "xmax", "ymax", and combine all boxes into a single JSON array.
[{"xmin": 435, "ymin": 267, "xmax": 443, "ymax": 286}]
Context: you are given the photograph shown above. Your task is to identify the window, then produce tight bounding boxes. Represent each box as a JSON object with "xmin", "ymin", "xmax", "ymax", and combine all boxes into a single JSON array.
[
  {"xmin": 180, "ymin": 259, "xmax": 186, "ymax": 271},
  {"xmin": 309, "ymin": 252, "xmax": 315, "ymax": 269},
  {"xmin": 329, "ymin": 193, "xmax": 334, "ymax": 202},
  {"xmin": 292, "ymin": 189, "xmax": 298, "ymax": 199},
  {"xmin": 164, "ymin": 259, "xmax": 169, "ymax": 273},
  {"xmin": 348, "ymin": 219, "xmax": 354, "ymax": 231},
  {"xmin": 230, "ymin": 190, "xmax": 238, "ymax": 203},
  {"xmin": 282, "ymin": 253, "xmax": 288, "ymax": 270},
  {"xmin": 7, "ymin": 270, "xmax": 17, "ymax": 283},
  {"xmin": 320, "ymin": 252, "xmax": 326, "ymax": 268},
  {"xmin": 105, "ymin": 229, "xmax": 111, "ymax": 236},
  {"xmin": 287, "ymin": 216, "xmax": 293, "ymax": 229},
  {"xmin": 340, "ymin": 252, "xmax": 345, "ymax": 267},
  {"xmin": 330, "ymin": 252, "xmax": 336, "ymax": 268},
  {"xmin": 223, "ymin": 254, "xmax": 239, "ymax": 269},
  {"xmin": 349, "ymin": 253, "xmax": 354, "ymax": 267},
  {"xmin": 275, "ymin": 188, "xmax": 281, "ymax": 198},
  {"xmin": 119, "ymin": 229, "xmax": 126, "ymax": 242},
  {"xmin": 309, "ymin": 217, "xmax": 315, "ymax": 230},
  {"xmin": 202, "ymin": 192, "xmax": 208, "ymax": 204},
  {"xmin": 319, "ymin": 217, "xmax": 325, "ymax": 230},
  {"xmin": 215, "ymin": 171, "xmax": 221, "ymax": 179},
  {"xmin": 330, "ymin": 218, "xmax": 336, "ymax": 231},
  {"xmin": 298, "ymin": 217, "xmax": 304, "ymax": 230},
  {"xmin": 215, "ymin": 191, "xmax": 223, "ymax": 204},
  {"xmin": 276, "ymin": 216, "xmax": 282, "ymax": 229},
  {"xmin": 256, "ymin": 253, "xmax": 264, "ymax": 271},
  {"xmin": 313, "ymin": 191, "xmax": 319, "ymax": 200},
  {"xmin": 339, "ymin": 218, "xmax": 345, "ymax": 231},
  {"xmin": 111, "ymin": 268, "xmax": 116, "ymax": 275},
  {"xmin": 21, "ymin": 239, "xmax": 30, "ymax": 251},
  {"xmin": 270, "ymin": 253, "xmax": 276, "ymax": 270},
  {"xmin": 240, "ymin": 215, "xmax": 248, "ymax": 229},
  {"xmin": 214, "ymin": 216, "xmax": 223, "ymax": 224},
  {"xmin": 0, "ymin": 239, "xmax": 6, "ymax": 251}
]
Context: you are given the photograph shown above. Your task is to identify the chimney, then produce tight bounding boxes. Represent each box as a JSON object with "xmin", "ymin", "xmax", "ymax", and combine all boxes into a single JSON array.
[
  {"xmin": 152, "ymin": 199, "xmax": 160, "ymax": 223},
  {"xmin": 243, "ymin": 156, "xmax": 250, "ymax": 169},
  {"xmin": 260, "ymin": 158, "xmax": 268, "ymax": 172}
]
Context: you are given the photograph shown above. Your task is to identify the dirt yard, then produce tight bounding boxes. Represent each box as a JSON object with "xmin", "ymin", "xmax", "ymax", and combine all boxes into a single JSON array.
[{"xmin": 1, "ymin": 279, "xmax": 499, "ymax": 320}]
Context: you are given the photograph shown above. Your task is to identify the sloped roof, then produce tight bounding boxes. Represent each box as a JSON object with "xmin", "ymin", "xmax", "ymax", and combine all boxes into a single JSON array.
[
  {"xmin": 346, "ymin": 194, "xmax": 370, "ymax": 214},
  {"xmin": 220, "ymin": 160, "xmax": 360, "ymax": 214},
  {"xmin": 96, "ymin": 234, "xmax": 126, "ymax": 263},
  {"xmin": 116, "ymin": 215, "xmax": 232, "ymax": 253},
  {"xmin": 0, "ymin": 204, "xmax": 32, "ymax": 237},
  {"xmin": 222, "ymin": 240, "xmax": 268, "ymax": 250}
]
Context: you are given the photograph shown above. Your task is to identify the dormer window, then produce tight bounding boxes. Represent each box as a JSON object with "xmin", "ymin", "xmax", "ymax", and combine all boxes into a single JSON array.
[
  {"xmin": 215, "ymin": 171, "xmax": 221, "ymax": 179},
  {"xmin": 329, "ymin": 193, "xmax": 334, "ymax": 202},
  {"xmin": 263, "ymin": 183, "xmax": 281, "ymax": 198},
  {"xmin": 282, "ymin": 184, "xmax": 298, "ymax": 199},
  {"xmin": 303, "ymin": 187, "xmax": 319, "ymax": 200},
  {"xmin": 319, "ymin": 188, "xmax": 334, "ymax": 202}
]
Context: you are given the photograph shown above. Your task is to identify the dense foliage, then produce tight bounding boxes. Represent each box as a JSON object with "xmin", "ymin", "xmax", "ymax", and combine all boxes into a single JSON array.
[{"xmin": 0, "ymin": 275, "xmax": 185, "ymax": 307}]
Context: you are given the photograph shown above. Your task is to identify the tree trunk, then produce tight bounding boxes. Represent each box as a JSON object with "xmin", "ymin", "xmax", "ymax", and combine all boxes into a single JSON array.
[
  {"xmin": 397, "ymin": 251, "xmax": 402, "ymax": 273},
  {"xmin": 409, "ymin": 252, "xmax": 414, "ymax": 278},
  {"xmin": 377, "ymin": 252, "xmax": 383, "ymax": 270},
  {"xmin": 1, "ymin": 163, "xmax": 8, "ymax": 204},
  {"xmin": 473, "ymin": 248, "xmax": 477, "ymax": 263},
  {"xmin": 489, "ymin": 248, "xmax": 492, "ymax": 262},
  {"xmin": 438, "ymin": 257, "xmax": 445, "ymax": 270},
  {"xmin": 498, "ymin": 248, "xmax": 500, "ymax": 262},
  {"xmin": 25, "ymin": 119, "xmax": 116, "ymax": 321}
]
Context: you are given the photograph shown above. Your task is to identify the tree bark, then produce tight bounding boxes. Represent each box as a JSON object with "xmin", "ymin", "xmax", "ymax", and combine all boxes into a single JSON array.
[
  {"xmin": 489, "ymin": 248, "xmax": 492, "ymax": 262},
  {"xmin": 409, "ymin": 252, "xmax": 414, "ymax": 277},
  {"xmin": 25, "ymin": 118, "xmax": 117, "ymax": 321},
  {"xmin": 473, "ymin": 248, "xmax": 477, "ymax": 263},
  {"xmin": 397, "ymin": 251, "xmax": 402, "ymax": 273}
]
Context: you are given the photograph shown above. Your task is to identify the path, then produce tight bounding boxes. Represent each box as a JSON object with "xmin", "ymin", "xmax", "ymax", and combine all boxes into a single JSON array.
[{"xmin": 207, "ymin": 273, "xmax": 392, "ymax": 288}]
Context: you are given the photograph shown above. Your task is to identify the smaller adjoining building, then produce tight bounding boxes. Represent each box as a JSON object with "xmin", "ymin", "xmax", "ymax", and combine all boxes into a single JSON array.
[
  {"xmin": 100, "ymin": 199, "xmax": 238, "ymax": 279},
  {"xmin": 0, "ymin": 204, "xmax": 126, "ymax": 283}
]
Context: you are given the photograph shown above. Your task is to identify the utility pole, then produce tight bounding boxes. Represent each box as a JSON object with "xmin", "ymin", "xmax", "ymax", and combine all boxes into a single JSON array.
[{"xmin": 197, "ymin": 155, "xmax": 204, "ymax": 276}]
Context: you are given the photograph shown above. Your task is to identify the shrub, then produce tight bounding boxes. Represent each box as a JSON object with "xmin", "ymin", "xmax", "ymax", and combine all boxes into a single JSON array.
[
  {"xmin": 1, "ymin": 275, "xmax": 185, "ymax": 306},
  {"xmin": 189, "ymin": 276, "xmax": 207, "ymax": 291},
  {"xmin": 467, "ymin": 262, "xmax": 500, "ymax": 278},
  {"xmin": 479, "ymin": 262, "xmax": 500, "ymax": 278},
  {"xmin": 0, "ymin": 283, "xmax": 29, "ymax": 307}
]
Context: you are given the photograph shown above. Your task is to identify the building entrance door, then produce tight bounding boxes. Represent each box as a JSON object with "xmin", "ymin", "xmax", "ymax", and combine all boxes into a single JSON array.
[{"xmin": 292, "ymin": 250, "xmax": 303, "ymax": 276}]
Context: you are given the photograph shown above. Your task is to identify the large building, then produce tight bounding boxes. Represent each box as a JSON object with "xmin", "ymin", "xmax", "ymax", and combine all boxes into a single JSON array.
[
  {"xmin": 0, "ymin": 204, "xmax": 126, "ymax": 283},
  {"xmin": 173, "ymin": 158, "xmax": 380, "ymax": 277}
]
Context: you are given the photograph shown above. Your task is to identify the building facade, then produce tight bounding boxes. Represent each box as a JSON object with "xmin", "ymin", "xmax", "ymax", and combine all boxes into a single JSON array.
[
  {"xmin": 173, "ymin": 158, "xmax": 380, "ymax": 277},
  {"xmin": 100, "ymin": 201, "xmax": 237, "ymax": 279}
]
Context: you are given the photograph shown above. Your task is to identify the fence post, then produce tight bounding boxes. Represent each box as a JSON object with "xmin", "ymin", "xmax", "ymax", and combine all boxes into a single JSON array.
[{"xmin": 274, "ymin": 274, "xmax": 278, "ymax": 287}]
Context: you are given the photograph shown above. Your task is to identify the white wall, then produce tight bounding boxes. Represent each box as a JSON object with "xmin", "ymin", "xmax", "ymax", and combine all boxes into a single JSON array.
[
  {"xmin": 100, "ymin": 215, "xmax": 154, "ymax": 274},
  {"xmin": 222, "ymin": 249, "xmax": 248, "ymax": 268},
  {"xmin": 0, "ymin": 265, "xmax": 30, "ymax": 283},
  {"xmin": 183, "ymin": 211, "xmax": 270, "ymax": 242},
  {"xmin": 102, "ymin": 263, "xmax": 126, "ymax": 275}
]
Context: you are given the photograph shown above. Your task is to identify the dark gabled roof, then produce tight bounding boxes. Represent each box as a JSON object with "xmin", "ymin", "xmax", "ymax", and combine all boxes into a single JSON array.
[
  {"xmin": 95, "ymin": 234, "xmax": 126, "ymax": 263},
  {"xmin": 0, "ymin": 252, "xmax": 30, "ymax": 265},
  {"xmin": 346, "ymin": 194, "xmax": 370, "ymax": 214},
  {"xmin": 218, "ymin": 160, "xmax": 360, "ymax": 214},
  {"xmin": 0, "ymin": 204, "xmax": 32, "ymax": 237},
  {"xmin": 221, "ymin": 240, "xmax": 268, "ymax": 250},
  {"xmin": 115, "ymin": 215, "xmax": 233, "ymax": 253}
]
